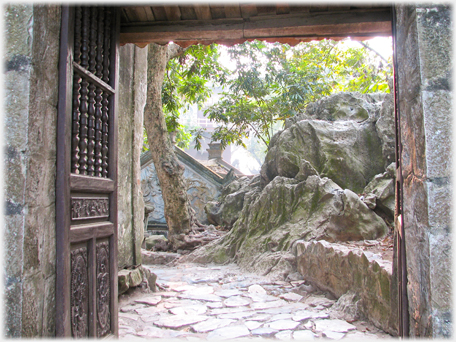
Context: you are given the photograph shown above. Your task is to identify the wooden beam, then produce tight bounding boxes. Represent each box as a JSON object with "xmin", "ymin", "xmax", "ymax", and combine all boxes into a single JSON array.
[
  {"xmin": 164, "ymin": 5, "xmax": 181, "ymax": 21},
  {"xmin": 151, "ymin": 6, "xmax": 167, "ymax": 21},
  {"xmin": 123, "ymin": 7, "xmax": 141, "ymax": 22},
  {"xmin": 194, "ymin": 5, "xmax": 212, "ymax": 20},
  {"xmin": 244, "ymin": 21, "xmax": 392, "ymax": 40},
  {"xmin": 69, "ymin": 222, "xmax": 114, "ymax": 243},
  {"xmin": 143, "ymin": 7, "xmax": 155, "ymax": 21},
  {"xmin": 210, "ymin": 5, "xmax": 226, "ymax": 19},
  {"xmin": 240, "ymin": 4, "xmax": 258, "ymax": 18},
  {"xmin": 131, "ymin": 7, "xmax": 149, "ymax": 22},
  {"xmin": 120, "ymin": 9, "xmax": 392, "ymax": 46},
  {"xmin": 120, "ymin": 9, "xmax": 129, "ymax": 23},
  {"xmin": 70, "ymin": 174, "xmax": 115, "ymax": 193},
  {"xmin": 120, "ymin": 19, "xmax": 245, "ymax": 45},
  {"xmin": 309, "ymin": 5, "xmax": 328, "ymax": 12},
  {"xmin": 256, "ymin": 5, "xmax": 277, "ymax": 16},
  {"xmin": 179, "ymin": 6, "xmax": 197, "ymax": 20},
  {"xmin": 276, "ymin": 5, "xmax": 290, "ymax": 15},
  {"xmin": 243, "ymin": 9, "xmax": 392, "ymax": 38},
  {"xmin": 224, "ymin": 5, "xmax": 242, "ymax": 18}
]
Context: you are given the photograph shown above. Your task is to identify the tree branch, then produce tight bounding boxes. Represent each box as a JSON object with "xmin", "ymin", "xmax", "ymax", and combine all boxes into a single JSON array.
[
  {"xmin": 167, "ymin": 43, "xmax": 190, "ymax": 61},
  {"xmin": 247, "ymin": 122, "xmax": 269, "ymax": 148}
]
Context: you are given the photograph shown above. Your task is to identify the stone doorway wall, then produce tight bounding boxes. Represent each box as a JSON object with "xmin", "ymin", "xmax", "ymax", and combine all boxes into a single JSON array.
[{"xmin": 3, "ymin": 3, "xmax": 452, "ymax": 338}]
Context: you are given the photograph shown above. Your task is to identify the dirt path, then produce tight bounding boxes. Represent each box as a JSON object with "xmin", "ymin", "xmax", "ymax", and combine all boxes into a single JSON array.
[{"xmin": 118, "ymin": 262, "xmax": 393, "ymax": 340}]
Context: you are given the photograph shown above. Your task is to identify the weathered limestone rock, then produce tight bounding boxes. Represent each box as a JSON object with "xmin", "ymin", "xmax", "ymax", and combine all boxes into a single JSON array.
[
  {"xmin": 144, "ymin": 235, "xmax": 168, "ymax": 250},
  {"xmin": 266, "ymin": 319, "xmax": 300, "ymax": 330},
  {"xmin": 4, "ymin": 5, "xmax": 61, "ymax": 337},
  {"xmin": 314, "ymin": 319, "xmax": 356, "ymax": 333},
  {"xmin": 135, "ymin": 296, "xmax": 161, "ymax": 306},
  {"xmin": 330, "ymin": 291, "xmax": 362, "ymax": 322},
  {"xmin": 263, "ymin": 92, "xmax": 394, "ymax": 193},
  {"xmin": 118, "ymin": 266, "xmax": 156, "ymax": 295},
  {"xmin": 206, "ymin": 324, "xmax": 250, "ymax": 340},
  {"xmin": 295, "ymin": 240, "xmax": 397, "ymax": 335},
  {"xmin": 293, "ymin": 330, "xmax": 316, "ymax": 340},
  {"xmin": 223, "ymin": 296, "xmax": 250, "ymax": 307},
  {"xmin": 153, "ymin": 315, "xmax": 209, "ymax": 329},
  {"xmin": 141, "ymin": 267, "xmax": 157, "ymax": 292},
  {"xmin": 186, "ymin": 174, "xmax": 388, "ymax": 276},
  {"xmin": 362, "ymin": 162, "xmax": 396, "ymax": 219},
  {"xmin": 118, "ymin": 43, "xmax": 148, "ymax": 269},
  {"xmin": 204, "ymin": 176, "xmax": 259, "ymax": 228},
  {"xmin": 205, "ymin": 201, "xmax": 223, "ymax": 226},
  {"xmin": 251, "ymin": 327, "xmax": 278, "ymax": 337},
  {"xmin": 192, "ymin": 318, "xmax": 235, "ymax": 333}
]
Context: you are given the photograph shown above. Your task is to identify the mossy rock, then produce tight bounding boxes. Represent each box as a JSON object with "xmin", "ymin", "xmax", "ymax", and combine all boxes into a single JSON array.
[
  {"xmin": 188, "ymin": 174, "xmax": 388, "ymax": 276},
  {"xmin": 264, "ymin": 92, "xmax": 394, "ymax": 193},
  {"xmin": 145, "ymin": 235, "xmax": 168, "ymax": 250}
]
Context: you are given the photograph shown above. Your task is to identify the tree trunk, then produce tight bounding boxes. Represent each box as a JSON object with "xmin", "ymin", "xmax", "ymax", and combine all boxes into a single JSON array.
[
  {"xmin": 144, "ymin": 43, "xmax": 226, "ymax": 251},
  {"xmin": 144, "ymin": 43, "xmax": 192, "ymax": 249}
]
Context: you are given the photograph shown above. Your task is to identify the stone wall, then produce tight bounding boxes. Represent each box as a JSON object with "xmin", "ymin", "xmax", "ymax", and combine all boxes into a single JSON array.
[
  {"xmin": 296, "ymin": 240, "xmax": 398, "ymax": 335},
  {"xmin": 3, "ymin": 7, "xmax": 148, "ymax": 336},
  {"xmin": 4, "ymin": 5, "xmax": 61, "ymax": 337},
  {"xmin": 395, "ymin": 4, "xmax": 452, "ymax": 338},
  {"xmin": 117, "ymin": 44, "xmax": 148, "ymax": 269},
  {"xmin": 141, "ymin": 148, "xmax": 226, "ymax": 226}
]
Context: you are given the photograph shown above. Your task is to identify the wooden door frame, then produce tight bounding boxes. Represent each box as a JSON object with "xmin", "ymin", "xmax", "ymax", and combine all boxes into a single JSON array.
[
  {"xmin": 391, "ymin": 6, "xmax": 409, "ymax": 337},
  {"xmin": 55, "ymin": 3, "xmax": 408, "ymax": 338},
  {"xmin": 56, "ymin": 5, "xmax": 120, "ymax": 337}
]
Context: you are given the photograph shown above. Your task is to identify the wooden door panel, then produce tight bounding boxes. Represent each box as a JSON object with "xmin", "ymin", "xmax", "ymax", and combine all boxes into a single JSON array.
[{"xmin": 57, "ymin": 5, "xmax": 119, "ymax": 338}]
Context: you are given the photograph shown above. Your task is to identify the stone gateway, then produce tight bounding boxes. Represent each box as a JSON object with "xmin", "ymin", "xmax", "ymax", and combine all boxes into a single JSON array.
[{"xmin": 3, "ymin": 3, "xmax": 452, "ymax": 339}]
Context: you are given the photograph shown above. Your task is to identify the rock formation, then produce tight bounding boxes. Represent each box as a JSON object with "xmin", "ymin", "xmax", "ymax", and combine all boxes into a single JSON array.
[
  {"xmin": 187, "ymin": 92, "xmax": 394, "ymax": 278},
  {"xmin": 262, "ymin": 92, "xmax": 395, "ymax": 193}
]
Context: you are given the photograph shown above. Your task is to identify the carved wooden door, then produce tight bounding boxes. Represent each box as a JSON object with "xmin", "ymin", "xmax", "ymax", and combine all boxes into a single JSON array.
[{"xmin": 56, "ymin": 5, "xmax": 119, "ymax": 337}]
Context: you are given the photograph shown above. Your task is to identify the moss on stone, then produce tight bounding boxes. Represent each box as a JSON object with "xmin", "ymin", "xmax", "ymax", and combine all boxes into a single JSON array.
[{"xmin": 378, "ymin": 273, "xmax": 391, "ymax": 302}]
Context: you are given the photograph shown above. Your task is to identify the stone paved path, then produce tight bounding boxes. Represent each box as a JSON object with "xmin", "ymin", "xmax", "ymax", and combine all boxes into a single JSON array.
[{"xmin": 119, "ymin": 263, "xmax": 392, "ymax": 340}]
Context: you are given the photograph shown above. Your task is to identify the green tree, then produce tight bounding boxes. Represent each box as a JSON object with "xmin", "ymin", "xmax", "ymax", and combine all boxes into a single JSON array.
[
  {"xmin": 144, "ymin": 43, "xmax": 228, "ymax": 250},
  {"xmin": 162, "ymin": 44, "xmax": 227, "ymax": 148},
  {"xmin": 204, "ymin": 39, "xmax": 392, "ymax": 152}
]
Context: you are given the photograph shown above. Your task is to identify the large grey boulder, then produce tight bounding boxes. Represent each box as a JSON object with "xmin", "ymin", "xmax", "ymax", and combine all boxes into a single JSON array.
[
  {"xmin": 186, "ymin": 174, "xmax": 388, "ymax": 275},
  {"xmin": 262, "ymin": 92, "xmax": 394, "ymax": 193}
]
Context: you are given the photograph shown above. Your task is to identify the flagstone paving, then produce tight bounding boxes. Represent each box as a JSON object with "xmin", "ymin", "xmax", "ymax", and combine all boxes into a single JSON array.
[{"xmin": 119, "ymin": 263, "xmax": 392, "ymax": 340}]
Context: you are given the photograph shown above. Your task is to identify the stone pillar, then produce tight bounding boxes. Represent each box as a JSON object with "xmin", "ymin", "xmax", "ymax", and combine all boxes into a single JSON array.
[
  {"xmin": 117, "ymin": 44, "xmax": 147, "ymax": 269},
  {"xmin": 4, "ymin": 4, "xmax": 61, "ymax": 337},
  {"xmin": 395, "ymin": 4, "xmax": 452, "ymax": 338}
]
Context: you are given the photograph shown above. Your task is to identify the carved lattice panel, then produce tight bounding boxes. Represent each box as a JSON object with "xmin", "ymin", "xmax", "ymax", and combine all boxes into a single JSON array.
[
  {"xmin": 96, "ymin": 241, "xmax": 111, "ymax": 337},
  {"xmin": 70, "ymin": 247, "xmax": 89, "ymax": 338},
  {"xmin": 56, "ymin": 5, "xmax": 118, "ymax": 337},
  {"xmin": 71, "ymin": 197, "xmax": 109, "ymax": 221},
  {"xmin": 71, "ymin": 6, "xmax": 114, "ymax": 178}
]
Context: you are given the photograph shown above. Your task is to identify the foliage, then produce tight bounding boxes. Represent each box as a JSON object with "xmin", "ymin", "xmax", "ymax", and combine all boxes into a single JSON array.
[
  {"xmin": 161, "ymin": 44, "xmax": 228, "ymax": 147},
  {"xmin": 142, "ymin": 127, "xmax": 149, "ymax": 152},
  {"xmin": 204, "ymin": 39, "xmax": 392, "ymax": 152}
]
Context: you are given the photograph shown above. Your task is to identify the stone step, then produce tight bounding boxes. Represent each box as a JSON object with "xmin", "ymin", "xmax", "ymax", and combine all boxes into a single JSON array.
[{"xmin": 141, "ymin": 249, "xmax": 181, "ymax": 265}]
